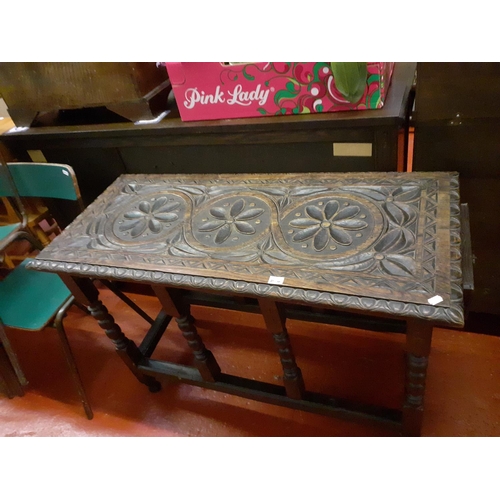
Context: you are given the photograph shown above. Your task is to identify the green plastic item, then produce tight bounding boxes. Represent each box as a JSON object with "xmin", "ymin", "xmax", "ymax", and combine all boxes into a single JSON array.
[
  {"xmin": 0, "ymin": 259, "xmax": 71, "ymax": 330},
  {"xmin": 0, "ymin": 163, "xmax": 79, "ymax": 242},
  {"xmin": 329, "ymin": 62, "xmax": 368, "ymax": 104},
  {"xmin": 0, "ymin": 223, "xmax": 21, "ymax": 240},
  {"xmin": 0, "ymin": 166, "xmax": 15, "ymax": 197},
  {"xmin": 8, "ymin": 163, "xmax": 78, "ymax": 200}
]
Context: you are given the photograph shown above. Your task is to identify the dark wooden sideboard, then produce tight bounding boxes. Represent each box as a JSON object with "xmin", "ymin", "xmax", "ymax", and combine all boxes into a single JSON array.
[
  {"xmin": 413, "ymin": 63, "xmax": 500, "ymax": 316},
  {"xmin": 1, "ymin": 63, "xmax": 416, "ymax": 211}
]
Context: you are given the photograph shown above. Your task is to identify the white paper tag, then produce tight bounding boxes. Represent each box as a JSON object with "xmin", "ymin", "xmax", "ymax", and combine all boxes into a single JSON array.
[
  {"xmin": 268, "ymin": 276, "xmax": 285, "ymax": 285},
  {"xmin": 428, "ymin": 295, "xmax": 443, "ymax": 305}
]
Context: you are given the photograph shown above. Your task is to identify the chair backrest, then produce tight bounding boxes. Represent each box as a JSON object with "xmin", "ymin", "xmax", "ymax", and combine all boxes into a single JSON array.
[
  {"xmin": 7, "ymin": 163, "xmax": 81, "ymax": 201},
  {"xmin": 0, "ymin": 162, "xmax": 16, "ymax": 198}
]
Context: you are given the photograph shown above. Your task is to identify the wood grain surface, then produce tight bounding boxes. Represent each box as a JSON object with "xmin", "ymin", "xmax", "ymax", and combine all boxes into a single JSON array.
[{"xmin": 30, "ymin": 171, "xmax": 464, "ymax": 326}]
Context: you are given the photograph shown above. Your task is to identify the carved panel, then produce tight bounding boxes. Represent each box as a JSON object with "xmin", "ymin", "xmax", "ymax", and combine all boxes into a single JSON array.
[{"xmin": 31, "ymin": 172, "xmax": 463, "ymax": 324}]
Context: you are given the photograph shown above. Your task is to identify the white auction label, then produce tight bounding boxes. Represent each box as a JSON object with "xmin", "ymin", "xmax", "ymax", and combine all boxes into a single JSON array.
[
  {"xmin": 427, "ymin": 295, "xmax": 444, "ymax": 305},
  {"xmin": 268, "ymin": 276, "xmax": 285, "ymax": 285}
]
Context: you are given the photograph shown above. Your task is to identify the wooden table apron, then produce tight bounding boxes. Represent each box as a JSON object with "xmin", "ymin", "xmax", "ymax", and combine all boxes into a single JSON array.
[{"xmin": 28, "ymin": 172, "xmax": 464, "ymax": 436}]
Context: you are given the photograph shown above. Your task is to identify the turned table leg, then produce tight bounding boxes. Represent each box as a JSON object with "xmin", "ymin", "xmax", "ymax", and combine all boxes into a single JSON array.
[
  {"xmin": 403, "ymin": 318, "xmax": 434, "ymax": 437},
  {"xmin": 59, "ymin": 275, "xmax": 161, "ymax": 392},
  {"xmin": 258, "ymin": 298, "xmax": 305, "ymax": 400},
  {"xmin": 152, "ymin": 286, "xmax": 221, "ymax": 382}
]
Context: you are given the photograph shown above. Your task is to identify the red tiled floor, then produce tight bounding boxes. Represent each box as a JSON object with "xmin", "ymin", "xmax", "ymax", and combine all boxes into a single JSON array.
[{"xmin": 1, "ymin": 288, "xmax": 499, "ymax": 436}]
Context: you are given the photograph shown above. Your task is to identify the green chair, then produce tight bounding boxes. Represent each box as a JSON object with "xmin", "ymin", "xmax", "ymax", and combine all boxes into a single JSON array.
[
  {"xmin": 4, "ymin": 160, "xmax": 155, "ymax": 325},
  {"xmin": 0, "ymin": 158, "xmax": 43, "ymax": 255},
  {"xmin": 0, "ymin": 159, "xmax": 155, "ymax": 418},
  {"xmin": 0, "ymin": 260, "xmax": 93, "ymax": 418},
  {"xmin": 0, "ymin": 159, "xmax": 92, "ymax": 418}
]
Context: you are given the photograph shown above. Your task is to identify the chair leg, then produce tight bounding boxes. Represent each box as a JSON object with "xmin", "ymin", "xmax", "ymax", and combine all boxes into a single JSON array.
[
  {"xmin": 16, "ymin": 230, "xmax": 44, "ymax": 251},
  {"xmin": 54, "ymin": 298, "xmax": 93, "ymax": 420},
  {"xmin": 0, "ymin": 344, "xmax": 25, "ymax": 398},
  {"xmin": 0, "ymin": 369, "xmax": 13, "ymax": 398},
  {"xmin": 0, "ymin": 321, "xmax": 28, "ymax": 387}
]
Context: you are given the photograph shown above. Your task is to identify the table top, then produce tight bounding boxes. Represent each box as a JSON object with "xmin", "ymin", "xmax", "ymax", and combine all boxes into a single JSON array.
[{"xmin": 31, "ymin": 171, "xmax": 464, "ymax": 326}]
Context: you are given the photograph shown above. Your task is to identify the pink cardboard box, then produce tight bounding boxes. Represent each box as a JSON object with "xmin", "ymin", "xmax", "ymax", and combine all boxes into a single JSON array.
[{"xmin": 166, "ymin": 62, "xmax": 394, "ymax": 122}]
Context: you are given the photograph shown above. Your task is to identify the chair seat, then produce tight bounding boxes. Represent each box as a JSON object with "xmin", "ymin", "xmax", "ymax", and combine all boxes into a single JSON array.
[
  {"xmin": 0, "ymin": 223, "xmax": 21, "ymax": 241},
  {"xmin": 0, "ymin": 259, "xmax": 71, "ymax": 330}
]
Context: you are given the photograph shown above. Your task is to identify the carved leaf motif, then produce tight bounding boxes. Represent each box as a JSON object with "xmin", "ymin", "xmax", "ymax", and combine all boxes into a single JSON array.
[
  {"xmin": 130, "ymin": 220, "xmax": 147, "ymax": 237},
  {"xmin": 88, "ymin": 216, "xmax": 104, "ymax": 236},
  {"xmin": 257, "ymin": 188, "xmax": 288, "ymax": 196},
  {"xmin": 313, "ymin": 229, "xmax": 329, "ymax": 251},
  {"xmin": 293, "ymin": 225, "xmax": 319, "ymax": 242},
  {"xmin": 333, "ymin": 219, "xmax": 368, "ymax": 229},
  {"xmin": 105, "ymin": 198, "xmax": 126, "ymax": 213},
  {"xmin": 123, "ymin": 183, "xmax": 138, "ymax": 194},
  {"xmin": 398, "ymin": 227, "xmax": 415, "ymax": 250},
  {"xmin": 384, "ymin": 201, "xmax": 416, "ymax": 226},
  {"xmin": 258, "ymin": 235, "xmax": 274, "ymax": 252},
  {"xmin": 374, "ymin": 228, "xmax": 414, "ymax": 253},
  {"xmin": 392, "ymin": 186, "xmax": 421, "ymax": 202},
  {"xmin": 152, "ymin": 197, "xmax": 168, "ymax": 211},
  {"xmin": 168, "ymin": 231, "xmax": 182, "ymax": 245},
  {"xmin": 124, "ymin": 211, "xmax": 144, "ymax": 219},
  {"xmin": 210, "ymin": 207, "xmax": 227, "ymax": 219},
  {"xmin": 154, "ymin": 213, "xmax": 179, "ymax": 222},
  {"xmin": 332, "ymin": 205, "xmax": 360, "ymax": 221},
  {"xmin": 95, "ymin": 234, "xmax": 122, "ymax": 249},
  {"xmin": 234, "ymin": 221, "xmax": 255, "ymax": 234},
  {"xmin": 324, "ymin": 200, "xmax": 340, "ymax": 219},
  {"xmin": 148, "ymin": 219, "xmax": 162, "ymax": 233},
  {"xmin": 237, "ymin": 208, "xmax": 264, "ymax": 220},
  {"xmin": 230, "ymin": 199, "xmax": 245, "ymax": 217},
  {"xmin": 121, "ymin": 219, "xmax": 142, "ymax": 231},
  {"xmin": 384, "ymin": 201, "xmax": 406, "ymax": 226},
  {"xmin": 155, "ymin": 201, "xmax": 180, "ymax": 213},
  {"xmin": 64, "ymin": 235, "xmax": 90, "ymax": 248},
  {"xmin": 199, "ymin": 220, "xmax": 226, "ymax": 231},
  {"xmin": 380, "ymin": 255, "xmax": 416, "ymax": 277},
  {"xmin": 289, "ymin": 187, "xmax": 329, "ymax": 196},
  {"xmin": 329, "ymin": 227, "xmax": 352, "ymax": 246},
  {"xmin": 88, "ymin": 238, "xmax": 100, "ymax": 250},
  {"xmin": 290, "ymin": 218, "xmax": 319, "ymax": 228},
  {"xmin": 169, "ymin": 243, "xmax": 208, "ymax": 258},
  {"xmin": 278, "ymin": 197, "xmax": 291, "ymax": 210},
  {"xmin": 262, "ymin": 250, "xmax": 301, "ymax": 265},
  {"xmin": 178, "ymin": 186, "xmax": 205, "ymax": 195},
  {"xmin": 194, "ymin": 194, "xmax": 208, "ymax": 207},
  {"xmin": 207, "ymin": 186, "xmax": 236, "ymax": 196},
  {"xmin": 214, "ymin": 251, "xmax": 258, "ymax": 262},
  {"xmin": 374, "ymin": 228, "xmax": 398, "ymax": 252},
  {"xmin": 139, "ymin": 201, "xmax": 151, "ymax": 214},
  {"xmin": 341, "ymin": 187, "xmax": 388, "ymax": 201},
  {"xmin": 316, "ymin": 252, "xmax": 375, "ymax": 271},
  {"xmin": 215, "ymin": 225, "xmax": 231, "ymax": 244},
  {"xmin": 305, "ymin": 205, "xmax": 323, "ymax": 221}
]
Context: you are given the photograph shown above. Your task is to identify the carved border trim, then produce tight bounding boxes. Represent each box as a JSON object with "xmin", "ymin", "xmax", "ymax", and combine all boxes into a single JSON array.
[
  {"xmin": 28, "ymin": 257, "xmax": 464, "ymax": 327},
  {"xmin": 448, "ymin": 173, "xmax": 463, "ymax": 322}
]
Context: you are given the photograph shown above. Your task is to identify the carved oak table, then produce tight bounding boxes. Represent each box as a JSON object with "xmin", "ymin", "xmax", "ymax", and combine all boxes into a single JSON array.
[{"xmin": 28, "ymin": 172, "xmax": 465, "ymax": 436}]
